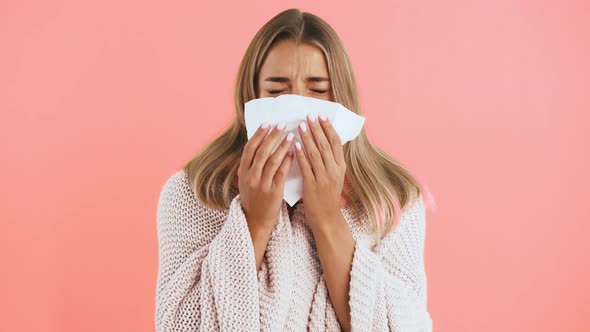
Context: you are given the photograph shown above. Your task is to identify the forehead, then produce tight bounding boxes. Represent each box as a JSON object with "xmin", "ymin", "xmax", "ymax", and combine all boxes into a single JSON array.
[{"xmin": 259, "ymin": 40, "xmax": 329, "ymax": 77}]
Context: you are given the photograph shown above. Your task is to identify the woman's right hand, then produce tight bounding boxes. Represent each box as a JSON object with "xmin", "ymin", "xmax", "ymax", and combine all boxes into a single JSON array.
[{"xmin": 238, "ymin": 121, "xmax": 295, "ymax": 230}]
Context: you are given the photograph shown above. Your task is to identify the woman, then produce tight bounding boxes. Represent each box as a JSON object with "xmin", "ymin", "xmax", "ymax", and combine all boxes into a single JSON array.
[{"xmin": 155, "ymin": 8, "xmax": 433, "ymax": 332}]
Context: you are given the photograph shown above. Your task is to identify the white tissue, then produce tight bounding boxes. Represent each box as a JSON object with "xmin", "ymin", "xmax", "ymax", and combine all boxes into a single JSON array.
[{"xmin": 244, "ymin": 94, "xmax": 366, "ymax": 207}]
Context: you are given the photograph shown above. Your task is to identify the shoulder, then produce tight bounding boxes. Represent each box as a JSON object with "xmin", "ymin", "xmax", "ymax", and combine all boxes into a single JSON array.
[
  {"xmin": 393, "ymin": 194, "xmax": 427, "ymax": 238},
  {"xmin": 359, "ymin": 195, "xmax": 427, "ymax": 248},
  {"xmin": 160, "ymin": 169, "xmax": 189, "ymax": 192},
  {"xmin": 157, "ymin": 170, "xmax": 193, "ymax": 209},
  {"xmin": 347, "ymin": 194, "xmax": 427, "ymax": 247},
  {"xmin": 401, "ymin": 195, "xmax": 427, "ymax": 227},
  {"xmin": 157, "ymin": 170, "xmax": 227, "ymax": 239},
  {"xmin": 380, "ymin": 194, "xmax": 427, "ymax": 250}
]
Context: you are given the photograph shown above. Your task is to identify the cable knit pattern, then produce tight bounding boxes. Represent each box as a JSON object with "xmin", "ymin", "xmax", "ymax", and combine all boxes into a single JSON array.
[{"xmin": 155, "ymin": 170, "xmax": 432, "ymax": 331}]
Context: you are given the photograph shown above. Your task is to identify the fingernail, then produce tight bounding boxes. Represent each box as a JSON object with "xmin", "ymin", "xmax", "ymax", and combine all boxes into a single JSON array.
[
  {"xmin": 277, "ymin": 121, "xmax": 286, "ymax": 130},
  {"xmin": 295, "ymin": 141, "xmax": 302, "ymax": 150},
  {"xmin": 307, "ymin": 114, "xmax": 317, "ymax": 122},
  {"xmin": 286, "ymin": 132, "xmax": 294, "ymax": 141},
  {"xmin": 299, "ymin": 121, "xmax": 307, "ymax": 132},
  {"xmin": 319, "ymin": 114, "xmax": 327, "ymax": 121},
  {"xmin": 261, "ymin": 122, "xmax": 269, "ymax": 129}
]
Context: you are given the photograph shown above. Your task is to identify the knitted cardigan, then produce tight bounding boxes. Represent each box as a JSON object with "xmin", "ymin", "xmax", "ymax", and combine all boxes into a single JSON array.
[{"xmin": 155, "ymin": 170, "xmax": 433, "ymax": 331}]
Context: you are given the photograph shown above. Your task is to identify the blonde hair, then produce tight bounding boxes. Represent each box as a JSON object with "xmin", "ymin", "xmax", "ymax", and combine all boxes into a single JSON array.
[{"xmin": 183, "ymin": 8, "xmax": 431, "ymax": 244}]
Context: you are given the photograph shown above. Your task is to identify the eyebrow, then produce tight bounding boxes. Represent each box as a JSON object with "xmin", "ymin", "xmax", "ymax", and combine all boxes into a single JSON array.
[{"xmin": 263, "ymin": 76, "xmax": 330, "ymax": 83}]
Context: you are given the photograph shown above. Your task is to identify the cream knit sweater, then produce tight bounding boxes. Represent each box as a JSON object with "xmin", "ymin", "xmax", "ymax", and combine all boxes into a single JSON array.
[{"xmin": 155, "ymin": 170, "xmax": 433, "ymax": 331}]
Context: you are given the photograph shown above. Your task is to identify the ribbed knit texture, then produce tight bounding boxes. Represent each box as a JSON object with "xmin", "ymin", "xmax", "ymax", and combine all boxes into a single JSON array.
[{"xmin": 155, "ymin": 170, "xmax": 433, "ymax": 331}]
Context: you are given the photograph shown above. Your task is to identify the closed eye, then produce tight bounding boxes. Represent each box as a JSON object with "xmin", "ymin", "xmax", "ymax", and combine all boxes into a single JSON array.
[{"xmin": 268, "ymin": 89, "xmax": 327, "ymax": 94}]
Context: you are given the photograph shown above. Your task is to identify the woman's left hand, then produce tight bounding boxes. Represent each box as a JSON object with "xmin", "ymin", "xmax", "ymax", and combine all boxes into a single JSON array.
[{"xmin": 294, "ymin": 113, "xmax": 346, "ymax": 231}]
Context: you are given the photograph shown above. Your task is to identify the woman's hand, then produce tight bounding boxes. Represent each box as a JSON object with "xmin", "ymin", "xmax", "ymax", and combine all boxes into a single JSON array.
[
  {"xmin": 238, "ymin": 121, "xmax": 295, "ymax": 230},
  {"xmin": 294, "ymin": 114, "xmax": 346, "ymax": 230}
]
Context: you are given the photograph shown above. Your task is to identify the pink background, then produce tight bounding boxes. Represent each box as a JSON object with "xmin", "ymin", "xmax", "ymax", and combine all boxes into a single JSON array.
[{"xmin": 1, "ymin": 1, "xmax": 588, "ymax": 331}]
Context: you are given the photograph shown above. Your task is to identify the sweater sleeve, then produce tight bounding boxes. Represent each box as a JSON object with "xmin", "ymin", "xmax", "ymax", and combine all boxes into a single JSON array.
[
  {"xmin": 155, "ymin": 171, "xmax": 260, "ymax": 332},
  {"xmin": 348, "ymin": 195, "xmax": 433, "ymax": 332}
]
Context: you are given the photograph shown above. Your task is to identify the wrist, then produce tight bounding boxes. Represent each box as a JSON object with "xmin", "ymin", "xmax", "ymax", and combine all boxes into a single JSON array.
[
  {"xmin": 309, "ymin": 211, "xmax": 347, "ymax": 236},
  {"xmin": 247, "ymin": 219, "xmax": 275, "ymax": 237}
]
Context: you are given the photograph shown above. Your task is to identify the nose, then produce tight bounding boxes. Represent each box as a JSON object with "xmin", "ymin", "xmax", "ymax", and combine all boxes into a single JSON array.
[{"xmin": 291, "ymin": 83, "xmax": 310, "ymax": 97}]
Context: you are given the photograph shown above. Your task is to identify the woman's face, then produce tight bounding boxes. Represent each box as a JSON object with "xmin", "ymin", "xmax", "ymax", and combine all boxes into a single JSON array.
[{"xmin": 257, "ymin": 40, "xmax": 334, "ymax": 101}]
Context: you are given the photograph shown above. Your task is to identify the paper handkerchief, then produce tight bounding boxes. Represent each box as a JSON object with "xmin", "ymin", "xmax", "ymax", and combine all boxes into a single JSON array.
[{"xmin": 244, "ymin": 94, "xmax": 366, "ymax": 206}]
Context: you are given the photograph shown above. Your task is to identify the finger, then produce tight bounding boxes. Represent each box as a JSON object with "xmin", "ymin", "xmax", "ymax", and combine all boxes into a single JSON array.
[
  {"xmin": 293, "ymin": 140, "xmax": 314, "ymax": 182},
  {"xmin": 298, "ymin": 117, "xmax": 325, "ymax": 178},
  {"xmin": 318, "ymin": 114, "xmax": 344, "ymax": 166},
  {"xmin": 306, "ymin": 114, "xmax": 337, "ymax": 171},
  {"xmin": 261, "ymin": 131, "xmax": 295, "ymax": 189},
  {"xmin": 273, "ymin": 149, "xmax": 294, "ymax": 188},
  {"xmin": 250, "ymin": 121, "xmax": 287, "ymax": 180},
  {"xmin": 241, "ymin": 122, "xmax": 271, "ymax": 172}
]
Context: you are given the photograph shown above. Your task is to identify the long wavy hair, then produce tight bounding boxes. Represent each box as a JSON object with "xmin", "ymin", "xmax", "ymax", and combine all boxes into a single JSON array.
[{"xmin": 183, "ymin": 8, "xmax": 433, "ymax": 244}]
